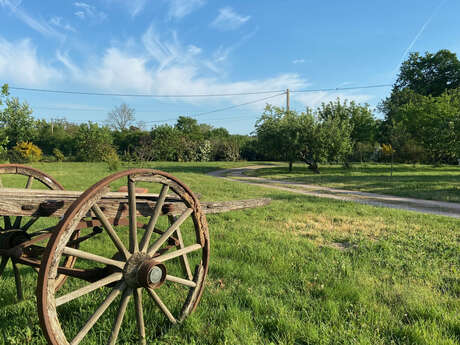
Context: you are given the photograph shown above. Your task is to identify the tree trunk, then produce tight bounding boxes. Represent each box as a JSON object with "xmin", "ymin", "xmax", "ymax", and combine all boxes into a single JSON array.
[{"xmin": 288, "ymin": 161, "xmax": 293, "ymax": 172}]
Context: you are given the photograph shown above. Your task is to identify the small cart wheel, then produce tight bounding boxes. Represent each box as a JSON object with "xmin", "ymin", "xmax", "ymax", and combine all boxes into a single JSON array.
[
  {"xmin": 38, "ymin": 169, "xmax": 209, "ymax": 345},
  {"xmin": 0, "ymin": 164, "xmax": 74, "ymax": 299}
]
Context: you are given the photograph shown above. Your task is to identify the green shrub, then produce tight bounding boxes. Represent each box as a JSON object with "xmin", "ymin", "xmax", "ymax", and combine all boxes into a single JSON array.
[
  {"xmin": 53, "ymin": 148, "xmax": 65, "ymax": 162},
  {"xmin": 103, "ymin": 148, "xmax": 121, "ymax": 171}
]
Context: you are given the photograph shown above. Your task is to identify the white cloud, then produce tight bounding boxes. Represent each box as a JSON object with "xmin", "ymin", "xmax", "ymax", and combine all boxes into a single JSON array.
[
  {"xmin": 292, "ymin": 59, "xmax": 305, "ymax": 64},
  {"xmin": 211, "ymin": 7, "xmax": 250, "ymax": 30},
  {"xmin": 0, "ymin": 0, "xmax": 65, "ymax": 40},
  {"xmin": 211, "ymin": 7, "xmax": 251, "ymax": 30},
  {"xmin": 167, "ymin": 0, "xmax": 205, "ymax": 20},
  {"xmin": 50, "ymin": 16, "xmax": 76, "ymax": 32},
  {"xmin": 187, "ymin": 45, "xmax": 201, "ymax": 55},
  {"xmin": 0, "ymin": 37, "xmax": 61, "ymax": 86},
  {"xmin": 74, "ymin": 2, "xmax": 107, "ymax": 21}
]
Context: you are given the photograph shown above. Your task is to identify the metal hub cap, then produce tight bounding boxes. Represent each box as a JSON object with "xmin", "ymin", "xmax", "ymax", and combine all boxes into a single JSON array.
[
  {"xmin": 137, "ymin": 260, "xmax": 167, "ymax": 289},
  {"xmin": 148, "ymin": 266, "xmax": 163, "ymax": 284}
]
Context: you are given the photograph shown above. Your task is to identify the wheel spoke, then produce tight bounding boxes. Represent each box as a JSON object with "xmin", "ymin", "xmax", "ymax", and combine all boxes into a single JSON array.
[
  {"xmin": 12, "ymin": 260, "xmax": 23, "ymax": 301},
  {"xmin": 62, "ymin": 247, "xmax": 125, "ymax": 269},
  {"xmin": 4, "ymin": 216, "xmax": 11, "ymax": 229},
  {"xmin": 128, "ymin": 177, "xmax": 138, "ymax": 253},
  {"xmin": 140, "ymin": 184, "xmax": 169, "ymax": 253},
  {"xmin": 56, "ymin": 272, "xmax": 123, "ymax": 307},
  {"xmin": 25, "ymin": 175, "xmax": 33, "ymax": 189},
  {"xmin": 147, "ymin": 208, "xmax": 193, "ymax": 256},
  {"xmin": 0, "ymin": 256, "xmax": 9, "ymax": 277},
  {"xmin": 147, "ymin": 288, "xmax": 177, "ymax": 324},
  {"xmin": 107, "ymin": 288, "xmax": 132, "ymax": 345},
  {"xmin": 13, "ymin": 216, "xmax": 22, "ymax": 229},
  {"xmin": 71, "ymin": 282, "xmax": 126, "ymax": 345},
  {"xmin": 134, "ymin": 288, "xmax": 146, "ymax": 345},
  {"xmin": 154, "ymin": 244, "xmax": 202, "ymax": 263},
  {"xmin": 174, "ymin": 225, "xmax": 193, "ymax": 280},
  {"xmin": 92, "ymin": 205, "xmax": 130, "ymax": 259},
  {"xmin": 166, "ymin": 274, "xmax": 197, "ymax": 288}
]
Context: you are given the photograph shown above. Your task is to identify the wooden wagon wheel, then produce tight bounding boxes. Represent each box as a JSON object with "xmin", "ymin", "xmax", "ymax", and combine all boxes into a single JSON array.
[
  {"xmin": 0, "ymin": 164, "xmax": 75, "ymax": 300},
  {"xmin": 38, "ymin": 169, "xmax": 209, "ymax": 345}
]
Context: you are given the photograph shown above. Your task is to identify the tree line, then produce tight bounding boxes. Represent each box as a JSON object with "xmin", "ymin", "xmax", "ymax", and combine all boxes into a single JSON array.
[{"xmin": 0, "ymin": 49, "xmax": 459, "ymax": 171}]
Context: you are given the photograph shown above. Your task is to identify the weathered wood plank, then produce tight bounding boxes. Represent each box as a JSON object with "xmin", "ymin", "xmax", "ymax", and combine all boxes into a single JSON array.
[{"xmin": 0, "ymin": 188, "xmax": 270, "ymax": 218}]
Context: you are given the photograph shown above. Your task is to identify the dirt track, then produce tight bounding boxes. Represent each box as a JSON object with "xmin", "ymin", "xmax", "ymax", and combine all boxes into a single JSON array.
[{"xmin": 209, "ymin": 165, "xmax": 460, "ymax": 219}]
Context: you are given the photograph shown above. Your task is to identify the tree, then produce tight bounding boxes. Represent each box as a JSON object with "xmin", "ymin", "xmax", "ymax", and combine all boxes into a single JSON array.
[
  {"xmin": 255, "ymin": 105, "xmax": 303, "ymax": 171},
  {"xmin": 75, "ymin": 122, "xmax": 115, "ymax": 161},
  {"xmin": 394, "ymin": 50, "xmax": 460, "ymax": 97},
  {"xmin": 398, "ymin": 88, "xmax": 460, "ymax": 163},
  {"xmin": 255, "ymin": 103, "xmax": 353, "ymax": 172},
  {"xmin": 315, "ymin": 99, "xmax": 375, "ymax": 162},
  {"xmin": 0, "ymin": 84, "xmax": 35, "ymax": 147},
  {"xmin": 379, "ymin": 50, "xmax": 460, "ymax": 142},
  {"xmin": 106, "ymin": 103, "xmax": 136, "ymax": 131}
]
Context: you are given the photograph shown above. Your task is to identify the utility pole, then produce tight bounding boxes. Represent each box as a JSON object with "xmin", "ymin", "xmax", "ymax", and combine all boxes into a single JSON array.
[
  {"xmin": 286, "ymin": 88, "xmax": 290, "ymax": 113},
  {"xmin": 51, "ymin": 118, "xmax": 54, "ymax": 135}
]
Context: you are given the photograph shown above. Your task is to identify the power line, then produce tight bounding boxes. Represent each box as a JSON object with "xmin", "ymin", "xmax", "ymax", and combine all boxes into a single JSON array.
[
  {"xmin": 144, "ymin": 92, "xmax": 285, "ymax": 124},
  {"xmin": 291, "ymin": 84, "xmax": 392, "ymax": 93},
  {"xmin": 9, "ymin": 86, "xmax": 284, "ymax": 98},
  {"xmin": 8, "ymin": 83, "xmax": 393, "ymax": 98}
]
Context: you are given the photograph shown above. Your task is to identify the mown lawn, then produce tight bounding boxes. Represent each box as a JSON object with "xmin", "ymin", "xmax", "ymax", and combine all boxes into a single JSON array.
[
  {"xmin": 245, "ymin": 163, "xmax": 460, "ymax": 203},
  {"xmin": 0, "ymin": 162, "xmax": 458, "ymax": 345}
]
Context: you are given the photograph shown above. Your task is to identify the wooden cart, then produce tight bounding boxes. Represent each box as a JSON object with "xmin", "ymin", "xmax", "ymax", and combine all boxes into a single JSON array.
[{"xmin": 0, "ymin": 164, "xmax": 270, "ymax": 345}]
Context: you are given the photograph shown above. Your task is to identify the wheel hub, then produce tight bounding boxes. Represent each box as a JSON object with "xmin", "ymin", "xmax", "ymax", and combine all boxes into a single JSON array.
[
  {"xmin": 123, "ymin": 252, "xmax": 166, "ymax": 289},
  {"xmin": 0, "ymin": 229, "xmax": 30, "ymax": 250}
]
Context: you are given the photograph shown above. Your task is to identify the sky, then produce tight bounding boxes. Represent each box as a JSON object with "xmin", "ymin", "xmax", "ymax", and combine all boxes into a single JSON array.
[{"xmin": 0, "ymin": 0, "xmax": 458, "ymax": 134}]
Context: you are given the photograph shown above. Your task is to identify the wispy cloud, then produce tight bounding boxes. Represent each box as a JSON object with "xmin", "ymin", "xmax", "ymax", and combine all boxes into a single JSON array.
[
  {"xmin": 74, "ymin": 2, "xmax": 107, "ymax": 21},
  {"xmin": 129, "ymin": 0, "xmax": 147, "ymax": 17},
  {"xmin": 292, "ymin": 59, "xmax": 305, "ymax": 64},
  {"xmin": 0, "ymin": 0, "xmax": 65, "ymax": 40},
  {"xmin": 167, "ymin": 0, "xmax": 205, "ymax": 20},
  {"xmin": 0, "ymin": 36, "xmax": 62, "ymax": 86},
  {"xmin": 49, "ymin": 16, "xmax": 76, "ymax": 32},
  {"xmin": 211, "ymin": 7, "xmax": 250, "ymax": 30}
]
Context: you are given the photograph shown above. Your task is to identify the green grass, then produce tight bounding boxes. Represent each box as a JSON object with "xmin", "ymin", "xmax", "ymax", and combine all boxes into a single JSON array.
[
  {"xmin": 0, "ymin": 162, "xmax": 459, "ymax": 345},
  {"xmin": 245, "ymin": 163, "xmax": 460, "ymax": 203}
]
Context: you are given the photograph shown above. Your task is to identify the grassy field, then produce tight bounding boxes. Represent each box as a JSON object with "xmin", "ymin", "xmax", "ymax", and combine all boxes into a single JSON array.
[
  {"xmin": 0, "ymin": 162, "xmax": 459, "ymax": 345},
  {"xmin": 245, "ymin": 163, "xmax": 460, "ymax": 203}
]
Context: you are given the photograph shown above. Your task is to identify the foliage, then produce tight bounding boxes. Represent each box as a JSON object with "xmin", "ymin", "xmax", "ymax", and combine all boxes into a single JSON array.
[
  {"xmin": 394, "ymin": 50, "xmax": 460, "ymax": 97},
  {"xmin": 103, "ymin": 149, "xmax": 121, "ymax": 171},
  {"xmin": 106, "ymin": 103, "xmax": 136, "ymax": 131},
  {"xmin": 75, "ymin": 122, "xmax": 115, "ymax": 162},
  {"xmin": 381, "ymin": 143, "xmax": 395, "ymax": 156},
  {"xmin": 52, "ymin": 148, "xmax": 65, "ymax": 162},
  {"xmin": 0, "ymin": 91, "xmax": 35, "ymax": 147},
  {"xmin": 197, "ymin": 140, "xmax": 212, "ymax": 162},
  {"xmin": 255, "ymin": 102, "xmax": 353, "ymax": 172},
  {"xmin": 398, "ymin": 88, "xmax": 460, "ymax": 163},
  {"xmin": 11, "ymin": 141, "xmax": 42, "ymax": 162},
  {"xmin": 0, "ymin": 136, "xmax": 8, "ymax": 161}
]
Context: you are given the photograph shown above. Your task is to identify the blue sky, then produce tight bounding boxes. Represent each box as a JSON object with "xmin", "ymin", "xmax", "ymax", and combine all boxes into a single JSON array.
[{"xmin": 0, "ymin": 0, "xmax": 458, "ymax": 134}]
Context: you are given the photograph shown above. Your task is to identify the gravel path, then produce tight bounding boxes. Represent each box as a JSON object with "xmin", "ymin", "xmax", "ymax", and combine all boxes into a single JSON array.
[{"xmin": 209, "ymin": 165, "xmax": 460, "ymax": 219}]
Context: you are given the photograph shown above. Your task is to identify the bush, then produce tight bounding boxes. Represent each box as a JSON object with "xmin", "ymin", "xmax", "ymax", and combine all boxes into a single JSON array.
[
  {"xmin": 0, "ymin": 136, "xmax": 9, "ymax": 162},
  {"xmin": 103, "ymin": 148, "xmax": 121, "ymax": 171},
  {"xmin": 11, "ymin": 141, "xmax": 42, "ymax": 162},
  {"xmin": 75, "ymin": 123, "xmax": 115, "ymax": 162},
  {"xmin": 53, "ymin": 148, "xmax": 65, "ymax": 162}
]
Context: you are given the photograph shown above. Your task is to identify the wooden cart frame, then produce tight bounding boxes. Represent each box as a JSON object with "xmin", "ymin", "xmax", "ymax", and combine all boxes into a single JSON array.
[{"xmin": 0, "ymin": 164, "xmax": 269, "ymax": 345}]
